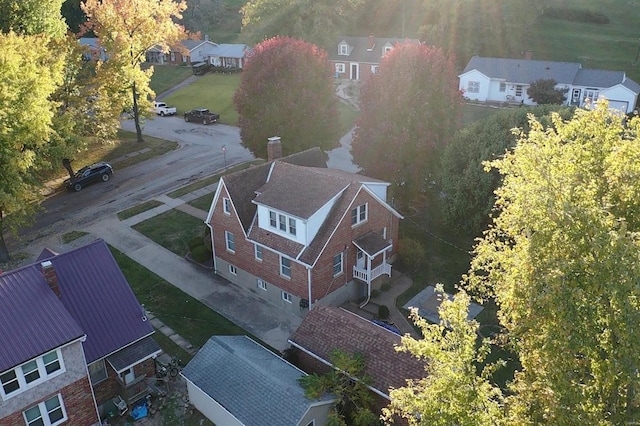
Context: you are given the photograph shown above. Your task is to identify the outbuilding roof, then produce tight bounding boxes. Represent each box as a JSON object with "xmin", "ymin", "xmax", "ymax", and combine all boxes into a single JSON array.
[{"xmin": 181, "ymin": 335, "xmax": 334, "ymax": 425}]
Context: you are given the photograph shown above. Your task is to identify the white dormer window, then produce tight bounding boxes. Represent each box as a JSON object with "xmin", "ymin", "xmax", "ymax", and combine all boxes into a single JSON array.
[
  {"xmin": 339, "ymin": 43, "xmax": 348, "ymax": 56},
  {"xmin": 223, "ymin": 198, "xmax": 231, "ymax": 215},
  {"xmin": 384, "ymin": 45, "xmax": 393, "ymax": 54},
  {"xmin": 268, "ymin": 210, "xmax": 298, "ymax": 237},
  {"xmin": 269, "ymin": 211, "xmax": 277, "ymax": 227}
]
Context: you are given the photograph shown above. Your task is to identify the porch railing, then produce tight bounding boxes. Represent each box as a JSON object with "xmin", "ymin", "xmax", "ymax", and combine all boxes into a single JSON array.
[{"xmin": 353, "ymin": 263, "xmax": 392, "ymax": 283}]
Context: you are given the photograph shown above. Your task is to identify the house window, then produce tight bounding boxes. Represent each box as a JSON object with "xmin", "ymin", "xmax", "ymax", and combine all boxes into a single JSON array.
[
  {"xmin": 257, "ymin": 279, "xmax": 267, "ymax": 291},
  {"xmin": 384, "ymin": 46, "xmax": 393, "ymax": 54},
  {"xmin": 289, "ymin": 218, "xmax": 297, "ymax": 236},
  {"xmin": 24, "ymin": 394, "xmax": 67, "ymax": 426},
  {"xmin": 279, "ymin": 214, "xmax": 287, "ymax": 231},
  {"xmin": 0, "ymin": 350, "xmax": 64, "ymax": 399},
  {"xmin": 22, "ymin": 361, "xmax": 40, "ymax": 384},
  {"xmin": 339, "ymin": 43, "xmax": 348, "ymax": 55},
  {"xmin": 351, "ymin": 203, "xmax": 367, "ymax": 226},
  {"xmin": 255, "ymin": 244, "xmax": 263, "ymax": 261},
  {"xmin": 229, "ymin": 264, "xmax": 237, "ymax": 275},
  {"xmin": 223, "ymin": 198, "xmax": 231, "ymax": 214},
  {"xmin": 225, "ymin": 231, "xmax": 235, "ymax": 252},
  {"xmin": 269, "ymin": 211, "xmax": 277, "ymax": 227},
  {"xmin": 467, "ymin": 81, "xmax": 480, "ymax": 93},
  {"xmin": 280, "ymin": 256, "xmax": 291, "ymax": 278},
  {"xmin": 42, "ymin": 351, "xmax": 61, "ymax": 375},
  {"xmin": 182, "ymin": 55, "xmax": 188, "ymax": 62},
  {"xmin": 584, "ymin": 88, "xmax": 599, "ymax": 102},
  {"xmin": 333, "ymin": 253, "xmax": 343, "ymax": 276},
  {"xmin": 282, "ymin": 291, "xmax": 293, "ymax": 303},
  {"xmin": 170, "ymin": 52, "xmax": 176, "ymax": 62},
  {"xmin": 0, "ymin": 370, "xmax": 19, "ymax": 395},
  {"xmin": 88, "ymin": 360, "xmax": 107, "ymax": 385},
  {"xmin": 371, "ymin": 65, "xmax": 379, "ymax": 74},
  {"xmin": 335, "ymin": 63, "xmax": 345, "ymax": 74},
  {"xmin": 515, "ymin": 85, "xmax": 523, "ymax": 97},
  {"xmin": 499, "ymin": 82, "xmax": 506, "ymax": 92}
]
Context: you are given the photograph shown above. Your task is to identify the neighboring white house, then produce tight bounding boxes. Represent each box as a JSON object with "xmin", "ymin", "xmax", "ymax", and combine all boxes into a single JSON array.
[
  {"xmin": 181, "ymin": 336, "xmax": 336, "ymax": 426},
  {"xmin": 459, "ymin": 56, "xmax": 640, "ymax": 114}
]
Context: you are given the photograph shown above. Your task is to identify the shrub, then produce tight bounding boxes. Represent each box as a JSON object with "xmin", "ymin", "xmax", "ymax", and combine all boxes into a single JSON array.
[
  {"xmin": 398, "ymin": 238, "xmax": 426, "ymax": 271},
  {"xmin": 191, "ymin": 245, "xmax": 213, "ymax": 263},
  {"xmin": 381, "ymin": 281, "xmax": 391, "ymax": 292},
  {"xmin": 378, "ymin": 305, "xmax": 390, "ymax": 320}
]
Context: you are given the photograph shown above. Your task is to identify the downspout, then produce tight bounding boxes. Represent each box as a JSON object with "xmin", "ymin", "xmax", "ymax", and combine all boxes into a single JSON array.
[
  {"xmin": 307, "ymin": 267, "xmax": 312, "ymax": 310},
  {"xmin": 207, "ymin": 222, "xmax": 217, "ymax": 274},
  {"xmin": 359, "ymin": 255, "xmax": 372, "ymax": 308}
]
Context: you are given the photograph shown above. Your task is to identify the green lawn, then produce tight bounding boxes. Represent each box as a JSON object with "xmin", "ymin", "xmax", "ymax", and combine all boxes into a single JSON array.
[
  {"xmin": 530, "ymin": 0, "xmax": 640, "ymax": 83},
  {"xmin": 148, "ymin": 64, "xmax": 194, "ymax": 96},
  {"xmin": 117, "ymin": 200, "xmax": 164, "ymax": 221},
  {"xmin": 132, "ymin": 209, "xmax": 206, "ymax": 257},
  {"xmin": 188, "ymin": 193, "xmax": 214, "ymax": 212},
  {"xmin": 163, "ymin": 73, "xmax": 242, "ymax": 126}
]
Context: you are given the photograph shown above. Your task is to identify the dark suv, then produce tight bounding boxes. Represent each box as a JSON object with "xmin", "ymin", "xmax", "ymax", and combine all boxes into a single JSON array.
[
  {"xmin": 64, "ymin": 162, "xmax": 113, "ymax": 192},
  {"xmin": 184, "ymin": 108, "xmax": 220, "ymax": 125}
]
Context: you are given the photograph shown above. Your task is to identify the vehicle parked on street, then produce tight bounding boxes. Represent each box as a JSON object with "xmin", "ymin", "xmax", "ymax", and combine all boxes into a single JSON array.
[
  {"xmin": 64, "ymin": 162, "xmax": 113, "ymax": 192},
  {"xmin": 152, "ymin": 101, "xmax": 177, "ymax": 116},
  {"xmin": 184, "ymin": 108, "xmax": 220, "ymax": 125}
]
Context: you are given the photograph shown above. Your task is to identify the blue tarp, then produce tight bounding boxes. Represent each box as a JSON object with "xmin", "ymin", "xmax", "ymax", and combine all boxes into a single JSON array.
[{"xmin": 131, "ymin": 403, "xmax": 148, "ymax": 420}]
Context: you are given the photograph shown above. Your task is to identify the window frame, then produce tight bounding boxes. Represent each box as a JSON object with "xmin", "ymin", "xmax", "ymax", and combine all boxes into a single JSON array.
[
  {"xmin": 0, "ymin": 350, "xmax": 64, "ymax": 399},
  {"xmin": 223, "ymin": 197, "xmax": 231, "ymax": 214},
  {"xmin": 269, "ymin": 211, "xmax": 277, "ymax": 227},
  {"xmin": 257, "ymin": 279, "xmax": 267, "ymax": 291},
  {"xmin": 225, "ymin": 231, "xmax": 235, "ymax": 253},
  {"xmin": 229, "ymin": 264, "xmax": 238, "ymax": 275},
  {"xmin": 282, "ymin": 291, "xmax": 293, "ymax": 303},
  {"xmin": 351, "ymin": 203, "xmax": 368, "ymax": 226},
  {"xmin": 280, "ymin": 256, "xmax": 291, "ymax": 278},
  {"xmin": 88, "ymin": 359, "xmax": 108, "ymax": 385},
  {"xmin": 254, "ymin": 244, "xmax": 263, "ymax": 261},
  {"xmin": 288, "ymin": 218, "xmax": 297, "ymax": 236},
  {"xmin": 339, "ymin": 43, "xmax": 348, "ymax": 55},
  {"xmin": 335, "ymin": 63, "xmax": 345, "ymax": 74},
  {"xmin": 333, "ymin": 252, "xmax": 344, "ymax": 276},
  {"xmin": 278, "ymin": 214, "xmax": 287, "ymax": 231},
  {"xmin": 23, "ymin": 394, "xmax": 67, "ymax": 426},
  {"xmin": 467, "ymin": 81, "xmax": 480, "ymax": 93},
  {"xmin": 499, "ymin": 82, "xmax": 506, "ymax": 92}
]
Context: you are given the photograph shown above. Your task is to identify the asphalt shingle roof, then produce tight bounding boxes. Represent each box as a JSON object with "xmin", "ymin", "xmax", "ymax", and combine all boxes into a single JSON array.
[
  {"xmin": 182, "ymin": 336, "xmax": 334, "ymax": 425},
  {"xmin": 289, "ymin": 306, "xmax": 426, "ymax": 395},
  {"xmin": 329, "ymin": 36, "xmax": 419, "ymax": 64}
]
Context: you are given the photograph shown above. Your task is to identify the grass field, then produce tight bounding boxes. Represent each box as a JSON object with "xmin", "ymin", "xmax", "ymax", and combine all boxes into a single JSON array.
[
  {"xmin": 148, "ymin": 65, "xmax": 194, "ymax": 96},
  {"xmin": 530, "ymin": 0, "xmax": 640, "ymax": 83},
  {"xmin": 132, "ymin": 210, "xmax": 206, "ymax": 257},
  {"xmin": 162, "ymin": 73, "xmax": 241, "ymax": 126}
]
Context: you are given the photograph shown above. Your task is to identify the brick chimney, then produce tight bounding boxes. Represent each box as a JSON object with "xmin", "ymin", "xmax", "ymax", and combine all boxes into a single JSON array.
[
  {"xmin": 267, "ymin": 136, "xmax": 282, "ymax": 161},
  {"xmin": 525, "ymin": 50, "xmax": 533, "ymax": 60},
  {"xmin": 367, "ymin": 34, "xmax": 376, "ymax": 51},
  {"xmin": 41, "ymin": 261, "xmax": 61, "ymax": 297}
]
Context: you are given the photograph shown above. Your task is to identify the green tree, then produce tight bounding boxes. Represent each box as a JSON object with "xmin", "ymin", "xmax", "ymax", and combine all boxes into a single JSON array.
[
  {"xmin": 82, "ymin": 0, "xmax": 188, "ymax": 142},
  {"xmin": 439, "ymin": 105, "xmax": 574, "ymax": 237},
  {"xmin": 526, "ymin": 79, "xmax": 569, "ymax": 105},
  {"xmin": 351, "ymin": 42, "xmax": 461, "ymax": 201},
  {"xmin": 383, "ymin": 285, "xmax": 505, "ymax": 425},
  {"xmin": 0, "ymin": 0, "xmax": 67, "ymax": 37},
  {"xmin": 299, "ymin": 349, "xmax": 379, "ymax": 426},
  {"xmin": 467, "ymin": 102, "xmax": 640, "ymax": 424},
  {"xmin": 0, "ymin": 32, "xmax": 66, "ymax": 261},
  {"xmin": 233, "ymin": 36, "xmax": 339, "ymax": 159}
]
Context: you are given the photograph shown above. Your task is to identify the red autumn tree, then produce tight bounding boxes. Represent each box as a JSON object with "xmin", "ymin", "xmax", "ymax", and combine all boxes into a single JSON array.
[
  {"xmin": 234, "ymin": 36, "xmax": 339, "ymax": 159},
  {"xmin": 352, "ymin": 42, "xmax": 462, "ymax": 200}
]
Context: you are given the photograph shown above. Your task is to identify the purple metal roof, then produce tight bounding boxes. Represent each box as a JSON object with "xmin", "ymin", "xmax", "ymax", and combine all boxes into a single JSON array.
[
  {"xmin": 1, "ymin": 239, "xmax": 154, "ymax": 370},
  {"xmin": 0, "ymin": 266, "xmax": 84, "ymax": 372},
  {"xmin": 38, "ymin": 239, "xmax": 154, "ymax": 364}
]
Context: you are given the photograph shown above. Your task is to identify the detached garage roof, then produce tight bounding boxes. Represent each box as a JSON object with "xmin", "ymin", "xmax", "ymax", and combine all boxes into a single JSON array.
[{"xmin": 181, "ymin": 335, "xmax": 334, "ymax": 425}]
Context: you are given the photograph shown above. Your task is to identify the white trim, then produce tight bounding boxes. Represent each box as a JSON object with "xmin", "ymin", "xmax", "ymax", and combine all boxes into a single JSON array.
[
  {"xmin": 23, "ymin": 393, "xmax": 68, "ymax": 426},
  {"xmin": 0, "ymin": 348, "xmax": 66, "ymax": 400}
]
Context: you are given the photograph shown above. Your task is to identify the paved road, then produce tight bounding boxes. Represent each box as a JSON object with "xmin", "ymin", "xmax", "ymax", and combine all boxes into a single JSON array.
[{"xmin": 10, "ymin": 117, "xmax": 253, "ymax": 258}]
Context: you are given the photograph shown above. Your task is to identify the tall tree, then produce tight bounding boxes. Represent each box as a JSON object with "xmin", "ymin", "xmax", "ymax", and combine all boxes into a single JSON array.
[
  {"xmin": 383, "ymin": 286, "xmax": 505, "ymax": 425},
  {"xmin": 82, "ymin": 0, "xmax": 188, "ymax": 142},
  {"xmin": 233, "ymin": 36, "xmax": 339, "ymax": 159},
  {"xmin": 439, "ymin": 105, "xmax": 574, "ymax": 238},
  {"xmin": 467, "ymin": 102, "xmax": 640, "ymax": 424},
  {"xmin": 0, "ymin": 32, "xmax": 66, "ymax": 261},
  {"xmin": 351, "ymin": 42, "xmax": 461, "ymax": 201},
  {"xmin": 526, "ymin": 79, "xmax": 569, "ymax": 105},
  {"xmin": 0, "ymin": 0, "xmax": 67, "ymax": 37}
]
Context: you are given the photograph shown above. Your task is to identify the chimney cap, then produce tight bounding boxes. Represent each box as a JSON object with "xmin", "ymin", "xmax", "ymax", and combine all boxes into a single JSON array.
[
  {"xmin": 268, "ymin": 136, "xmax": 281, "ymax": 143},
  {"xmin": 41, "ymin": 260, "xmax": 53, "ymax": 268}
]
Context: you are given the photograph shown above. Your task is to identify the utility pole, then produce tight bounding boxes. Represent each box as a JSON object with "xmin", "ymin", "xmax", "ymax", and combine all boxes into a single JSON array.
[{"xmin": 222, "ymin": 145, "xmax": 227, "ymax": 171}]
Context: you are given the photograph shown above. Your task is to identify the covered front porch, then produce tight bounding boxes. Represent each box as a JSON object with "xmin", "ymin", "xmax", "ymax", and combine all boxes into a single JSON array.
[
  {"xmin": 107, "ymin": 336, "xmax": 162, "ymax": 404},
  {"xmin": 352, "ymin": 231, "xmax": 393, "ymax": 308}
]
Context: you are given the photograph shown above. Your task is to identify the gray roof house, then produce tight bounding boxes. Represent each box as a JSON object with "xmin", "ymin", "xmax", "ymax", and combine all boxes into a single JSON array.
[
  {"xmin": 0, "ymin": 240, "xmax": 161, "ymax": 424},
  {"xmin": 181, "ymin": 335, "xmax": 336, "ymax": 426},
  {"xmin": 459, "ymin": 55, "xmax": 640, "ymax": 113}
]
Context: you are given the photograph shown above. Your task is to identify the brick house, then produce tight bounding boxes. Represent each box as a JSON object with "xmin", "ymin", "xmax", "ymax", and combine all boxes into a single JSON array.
[
  {"xmin": 0, "ymin": 240, "xmax": 161, "ymax": 425},
  {"xmin": 288, "ymin": 305, "xmax": 426, "ymax": 424},
  {"xmin": 146, "ymin": 35, "xmax": 248, "ymax": 70},
  {"xmin": 329, "ymin": 35, "xmax": 419, "ymax": 81},
  {"xmin": 206, "ymin": 137, "xmax": 403, "ymax": 317}
]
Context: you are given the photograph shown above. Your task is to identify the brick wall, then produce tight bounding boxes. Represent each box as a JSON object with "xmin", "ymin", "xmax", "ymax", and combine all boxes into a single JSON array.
[
  {"xmin": 0, "ymin": 378, "xmax": 98, "ymax": 426},
  {"xmin": 93, "ymin": 358, "xmax": 155, "ymax": 407},
  {"xmin": 212, "ymin": 184, "xmax": 399, "ymax": 307}
]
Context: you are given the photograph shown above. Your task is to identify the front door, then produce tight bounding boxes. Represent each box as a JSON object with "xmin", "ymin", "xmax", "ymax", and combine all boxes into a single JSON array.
[
  {"xmin": 350, "ymin": 63, "xmax": 359, "ymax": 80},
  {"xmin": 356, "ymin": 248, "xmax": 365, "ymax": 269},
  {"xmin": 122, "ymin": 368, "xmax": 135, "ymax": 385}
]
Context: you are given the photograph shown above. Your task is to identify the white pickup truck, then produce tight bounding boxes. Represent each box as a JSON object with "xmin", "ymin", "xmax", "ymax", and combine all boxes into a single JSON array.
[{"xmin": 152, "ymin": 101, "xmax": 177, "ymax": 116}]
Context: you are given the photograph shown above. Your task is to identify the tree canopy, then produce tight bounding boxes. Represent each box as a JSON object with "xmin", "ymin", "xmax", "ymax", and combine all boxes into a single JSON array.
[
  {"xmin": 384, "ymin": 286, "xmax": 505, "ymax": 425},
  {"xmin": 467, "ymin": 102, "xmax": 640, "ymax": 424},
  {"xmin": 439, "ymin": 105, "xmax": 574, "ymax": 237},
  {"xmin": 82, "ymin": 0, "xmax": 188, "ymax": 142},
  {"xmin": 351, "ymin": 42, "xmax": 461, "ymax": 200},
  {"xmin": 526, "ymin": 79, "xmax": 568, "ymax": 105},
  {"xmin": 233, "ymin": 36, "xmax": 339, "ymax": 159}
]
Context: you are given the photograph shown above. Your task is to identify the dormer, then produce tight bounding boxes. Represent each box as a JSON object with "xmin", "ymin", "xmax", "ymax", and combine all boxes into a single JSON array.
[
  {"xmin": 338, "ymin": 41, "xmax": 350, "ymax": 56},
  {"xmin": 382, "ymin": 42, "xmax": 394, "ymax": 57}
]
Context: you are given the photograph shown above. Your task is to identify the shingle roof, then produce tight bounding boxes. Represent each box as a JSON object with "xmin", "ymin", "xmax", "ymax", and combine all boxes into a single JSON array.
[
  {"xmin": 462, "ymin": 56, "xmax": 581, "ymax": 85},
  {"xmin": 573, "ymin": 68, "xmax": 625, "ymax": 88},
  {"xmin": 2, "ymin": 239, "xmax": 155, "ymax": 368},
  {"xmin": 289, "ymin": 306, "xmax": 426, "ymax": 395},
  {"xmin": 212, "ymin": 44, "xmax": 248, "ymax": 58},
  {"xmin": 329, "ymin": 36, "xmax": 419, "ymax": 64},
  {"xmin": 182, "ymin": 336, "xmax": 334, "ymax": 425},
  {"xmin": 0, "ymin": 267, "xmax": 84, "ymax": 372},
  {"xmin": 107, "ymin": 336, "xmax": 161, "ymax": 373}
]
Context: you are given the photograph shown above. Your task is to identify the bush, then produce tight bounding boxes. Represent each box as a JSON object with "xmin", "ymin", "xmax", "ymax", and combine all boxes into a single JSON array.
[
  {"xmin": 542, "ymin": 7, "xmax": 609, "ymax": 24},
  {"xmin": 398, "ymin": 238, "xmax": 426, "ymax": 271},
  {"xmin": 378, "ymin": 305, "xmax": 390, "ymax": 320},
  {"xmin": 191, "ymin": 245, "xmax": 213, "ymax": 263},
  {"xmin": 381, "ymin": 281, "xmax": 391, "ymax": 292}
]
